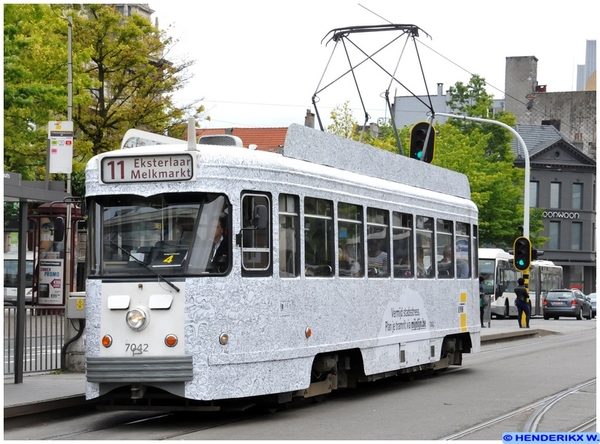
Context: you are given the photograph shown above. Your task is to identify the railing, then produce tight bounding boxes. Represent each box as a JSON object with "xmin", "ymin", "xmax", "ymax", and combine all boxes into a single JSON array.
[{"xmin": 4, "ymin": 306, "xmax": 65, "ymax": 375}]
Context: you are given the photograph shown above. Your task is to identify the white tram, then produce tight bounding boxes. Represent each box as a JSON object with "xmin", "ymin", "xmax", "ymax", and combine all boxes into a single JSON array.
[{"xmin": 85, "ymin": 122, "xmax": 480, "ymax": 410}]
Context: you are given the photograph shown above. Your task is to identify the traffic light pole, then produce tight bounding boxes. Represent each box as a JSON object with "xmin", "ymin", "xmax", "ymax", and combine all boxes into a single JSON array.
[{"xmin": 435, "ymin": 113, "xmax": 530, "ymax": 237}]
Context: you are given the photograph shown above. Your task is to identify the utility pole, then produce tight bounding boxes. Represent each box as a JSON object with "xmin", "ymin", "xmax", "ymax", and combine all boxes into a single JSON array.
[{"xmin": 65, "ymin": 16, "xmax": 73, "ymax": 302}]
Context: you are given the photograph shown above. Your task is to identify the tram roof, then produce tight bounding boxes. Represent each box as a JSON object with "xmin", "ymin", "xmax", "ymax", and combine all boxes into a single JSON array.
[
  {"xmin": 107, "ymin": 123, "xmax": 471, "ymax": 201},
  {"xmin": 282, "ymin": 124, "xmax": 471, "ymax": 200}
]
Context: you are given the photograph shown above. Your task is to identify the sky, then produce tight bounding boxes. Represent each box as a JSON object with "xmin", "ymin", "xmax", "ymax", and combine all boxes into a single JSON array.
[{"xmin": 149, "ymin": 0, "xmax": 597, "ymax": 130}]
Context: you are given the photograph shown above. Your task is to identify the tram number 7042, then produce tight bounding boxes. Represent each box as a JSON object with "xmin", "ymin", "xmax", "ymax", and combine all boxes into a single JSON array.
[{"xmin": 125, "ymin": 343, "xmax": 149, "ymax": 355}]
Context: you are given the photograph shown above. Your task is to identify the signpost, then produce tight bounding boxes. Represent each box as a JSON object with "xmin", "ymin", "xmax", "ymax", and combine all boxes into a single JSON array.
[{"xmin": 48, "ymin": 121, "xmax": 73, "ymax": 174}]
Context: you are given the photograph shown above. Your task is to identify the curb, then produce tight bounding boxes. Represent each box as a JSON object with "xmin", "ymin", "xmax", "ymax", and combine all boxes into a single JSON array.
[
  {"xmin": 4, "ymin": 395, "xmax": 93, "ymax": 419},
  {"xmin": 481, "ymin": 328, "xmax": 554, "ymax": 343}
]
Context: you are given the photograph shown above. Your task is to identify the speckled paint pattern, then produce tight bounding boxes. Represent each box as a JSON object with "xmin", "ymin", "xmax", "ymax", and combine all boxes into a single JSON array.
[{"xmin": 85, "ymin": 124, "xmax": 479, "ymax": 402}]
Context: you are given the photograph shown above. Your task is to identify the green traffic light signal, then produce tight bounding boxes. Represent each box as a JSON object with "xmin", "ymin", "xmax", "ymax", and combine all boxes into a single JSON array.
[
  {"xmin": 513, "ymin": 236, "xmax": 532, "ymax": 271},
  {"xmin": 410, "ymin": 122, "xmax": 435, "ymax": 163}
]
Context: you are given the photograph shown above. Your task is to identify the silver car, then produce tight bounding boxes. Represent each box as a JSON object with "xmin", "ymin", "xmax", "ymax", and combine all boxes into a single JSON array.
[
  {"xmin": 586, "ymin": 293, "xmax": 596, "ymax": 318},
  {"xmin": 543, "ymin": 289, "xmax": 592, "ymax": 320}
]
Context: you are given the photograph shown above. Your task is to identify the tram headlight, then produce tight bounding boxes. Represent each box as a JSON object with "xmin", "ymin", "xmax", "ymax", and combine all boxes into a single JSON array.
[{"xmin": 126, "ymin": 307, "xmax": 148, "ymax": 331}]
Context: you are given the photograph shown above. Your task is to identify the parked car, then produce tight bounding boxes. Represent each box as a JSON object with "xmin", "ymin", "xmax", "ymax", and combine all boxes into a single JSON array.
[
  {"xmin": 3, "ymin": 251, "xmax": 34, "ymax": 306},
  {"xmin": 586, "ymin": 292, "xmax": 596, "ymax": 318},
  {"xmin": 543, "ymin": 289, "xmax": 592, "ymax": 320}
]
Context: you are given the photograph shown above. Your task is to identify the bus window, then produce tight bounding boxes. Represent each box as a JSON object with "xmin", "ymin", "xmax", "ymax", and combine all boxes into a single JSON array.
[
  {"xmin": 241, "ymin": 193, "xmax": 271, "ymax": 273},
  {"xmin": 279, "ymin": 194, "xmax": 299, "ymax": 277},
  {"xmin": 456, "ymin": 222, "xmax": 470, "ymax": 279},
  {"xmin": 304, "ymin": 197, "xmax": 333, "ymax": 277},
  {"xmin": 367, "ymin": 208, "xmax": 389, "ymax": 277},
  {"xmin": 392, "ymin": 212, "xmax": 413, "ymax": 278},
  {"xmin": 338, "ymin": 202, "xmax": 363, "ymax": 278},
  {"xmin": 436, "ymin": 219, "xmax": 453, "ymax": 278},
  {"xmin": 416, "ymin": 216, "xmax": 433, "ymax": 278}
]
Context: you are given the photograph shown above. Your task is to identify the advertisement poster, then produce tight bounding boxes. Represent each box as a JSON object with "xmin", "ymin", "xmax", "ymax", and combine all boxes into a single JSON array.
[{"xmin": 38, "ymin": 259, "xmax": 64, "ymax": 305}]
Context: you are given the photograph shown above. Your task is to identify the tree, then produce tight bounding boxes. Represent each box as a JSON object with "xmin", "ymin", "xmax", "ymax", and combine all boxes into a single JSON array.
[
  {"xmin": 3, "ymin": 4, "xmax": 208, "ymax": 196},
  {"xmin": 359, "ymin": 75, "xmax": 544, "ymax": 248},
  {"xmin": 326, "ymin": 101, "xmax": 358, "ymax": 139},
  {"xmin": 441, "ymin": 74, "xmax": 545, "ymax": 247},
  {"xmin": 4, "ymin": 4, "xmax": 68, "ymax": 180},
  {"xmin": 433, "ymin": 122, "xmax": 525, "ymax": 247}
]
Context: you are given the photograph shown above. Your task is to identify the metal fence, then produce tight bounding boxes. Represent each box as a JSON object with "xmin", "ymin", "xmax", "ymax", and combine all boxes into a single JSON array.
[{"xmin": 4, "ymin": 306, "xmax": 65, "ymax": 375}]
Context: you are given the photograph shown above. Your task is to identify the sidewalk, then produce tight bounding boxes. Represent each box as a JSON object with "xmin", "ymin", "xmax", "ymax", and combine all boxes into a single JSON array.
[{"xmin": 2, "ymin": 321, "xmax": 586, "ymax": 418}]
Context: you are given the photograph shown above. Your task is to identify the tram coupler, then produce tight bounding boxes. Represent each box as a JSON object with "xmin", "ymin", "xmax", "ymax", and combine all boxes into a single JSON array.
[{"xmin": 131, "ymin": 384, "xmax": 147, "ymax": 400}]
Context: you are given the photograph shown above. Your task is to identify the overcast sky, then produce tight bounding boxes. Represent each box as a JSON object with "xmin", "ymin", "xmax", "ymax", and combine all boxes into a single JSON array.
[{"xmin": 149, "ymin": 0, "xmax": 597, "ymax": 129}]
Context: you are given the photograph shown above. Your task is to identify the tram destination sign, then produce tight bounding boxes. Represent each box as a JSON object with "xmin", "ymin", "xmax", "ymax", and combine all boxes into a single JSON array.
[{"xmin": 100, "ymin": 154, "xmax": 195, "ymax": 183}]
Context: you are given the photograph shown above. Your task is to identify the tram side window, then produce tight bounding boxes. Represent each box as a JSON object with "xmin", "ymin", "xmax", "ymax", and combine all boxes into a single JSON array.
[
  {"xmin": 392, "ymin": 212, "xmax": 413, "ymax": 278},
  {"xmin": 338, "ymin": 202, "xmax": 363, "ymax": 278},
  {"xmin": 367, "ymin": 207, "xmax": 389, "ymax": 277},
  {"xmin": 436, "ymin": 219, "xmax": 454, "ymax": 279},
  {"xmin": 416, "ymin": 216, "xmax": 433, "ymax": 278},
  {"xmin": 455, "ymin": 222, "xmax": 471, "ymax": 279},
  {"xmin": 304, "ymin": 197, "xmax": 333, "ymax": 277},
  {"xmin": 279, "ymin": 194, "xmax": 300, "ymax": 278},
  {"xmin": 241, "ymin": 193, "xmax": 271, "ymax": 274}
]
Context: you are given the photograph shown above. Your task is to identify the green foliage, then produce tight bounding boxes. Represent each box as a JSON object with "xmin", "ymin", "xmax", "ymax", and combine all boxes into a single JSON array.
[
  {"xmin": 432, "ymin": 122, "xmax": 524, "ymax": 246},
  {"xmin": 4, "ymin": 4, "xmax": 67, "ymax": 180},
  {"xmin": 326, "ymin": 101, "xmax": 358, "ymax": 139},
  {"xmin": 3, "ymin": 4, "xmax": 209, "ymax": 195}
]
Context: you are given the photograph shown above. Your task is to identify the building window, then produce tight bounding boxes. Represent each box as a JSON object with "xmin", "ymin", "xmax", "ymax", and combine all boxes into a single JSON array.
[
  {"xmin": 549, "ymin": 221, "xmax": 560, "ymax": 250},
  {"xmin": 550, "ymin": 183, "xmax": 561, "ymax": 208},
  {"xmin": 572, "ymin": 183, "xmax": 583, "ymax": 210},
  {"xmin": 571, "ymin": 222, "xmax": 582, "ymax": 250},
  {"xmin": 530, "ymin": 182, "xmax": 539, "ymax": 207}
]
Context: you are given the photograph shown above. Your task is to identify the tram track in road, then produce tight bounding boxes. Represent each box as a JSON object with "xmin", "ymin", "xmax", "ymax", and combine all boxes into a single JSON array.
[
  {"xmin": 5, "ymin": 407, "xmax": 270, "ymax": 440},
  {"xmin": 442, "ymin": 379, "xmax": 596, "ymax": 440},
  {"xmin": 523, "ymin": 379, "xmax": 596, "ymax": 433}
]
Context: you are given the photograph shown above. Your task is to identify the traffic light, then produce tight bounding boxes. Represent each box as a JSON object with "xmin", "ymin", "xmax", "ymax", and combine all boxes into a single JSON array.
[
  {"xmin": 409, "ymin": 121, "xmax": 436, "ymax": 163},
  {"xmin": 513, "ymin": 236, "xmax": 532, "ymax": 271}
]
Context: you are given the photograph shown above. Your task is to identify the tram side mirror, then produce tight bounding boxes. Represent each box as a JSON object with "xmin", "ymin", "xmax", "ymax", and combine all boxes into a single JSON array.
[{"xmin": 253, "ymin": 205, "xmax": 268, "ymax": 230}]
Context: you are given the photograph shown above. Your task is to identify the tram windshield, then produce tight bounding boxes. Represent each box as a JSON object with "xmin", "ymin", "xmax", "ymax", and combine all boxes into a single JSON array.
[{"xmin": 87, "ymin": 193, "xmax": 230, "ymax": 277}]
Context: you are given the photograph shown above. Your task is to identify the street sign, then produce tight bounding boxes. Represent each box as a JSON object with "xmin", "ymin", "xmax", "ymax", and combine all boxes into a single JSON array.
[{"xmin": 48, "ymin": 121, "xmax": 73, "ymax": 174}]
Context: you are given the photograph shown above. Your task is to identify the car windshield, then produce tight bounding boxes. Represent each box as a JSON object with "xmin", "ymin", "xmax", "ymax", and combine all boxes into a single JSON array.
[{"xmin": 87, "ymin": 192, "xmax": 229, "ymax": 277}]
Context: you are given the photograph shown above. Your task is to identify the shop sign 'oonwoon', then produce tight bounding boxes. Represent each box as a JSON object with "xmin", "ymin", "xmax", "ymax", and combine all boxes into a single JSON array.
[{"xmin": 542, "ymin": 211, "xmax": 580, "ymax": 219}]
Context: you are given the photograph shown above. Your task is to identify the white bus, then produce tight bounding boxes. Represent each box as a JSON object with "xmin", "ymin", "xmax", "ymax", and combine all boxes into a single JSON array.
[
  {"xmin": 478, "ymin": 248, "xmax": 562, "ymax": 318},
  {"xmin": 84, "ymin": 122, "xmax": 480, "ymax": 411}
]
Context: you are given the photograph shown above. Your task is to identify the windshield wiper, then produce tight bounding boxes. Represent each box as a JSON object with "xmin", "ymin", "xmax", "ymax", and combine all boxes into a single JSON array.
[{"xmin": 109, "ymin": 241, "xmax": 180, "ymax": 293}]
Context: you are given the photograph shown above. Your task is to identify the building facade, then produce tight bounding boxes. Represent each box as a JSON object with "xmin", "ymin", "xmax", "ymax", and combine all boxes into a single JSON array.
[
  {"xmin": 505, "ymin": 55, "xmax": 596, "ymax": 159},
  {"xmin": 512, "ymin": 125, "xmax": 596, "ymax": 293}
]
